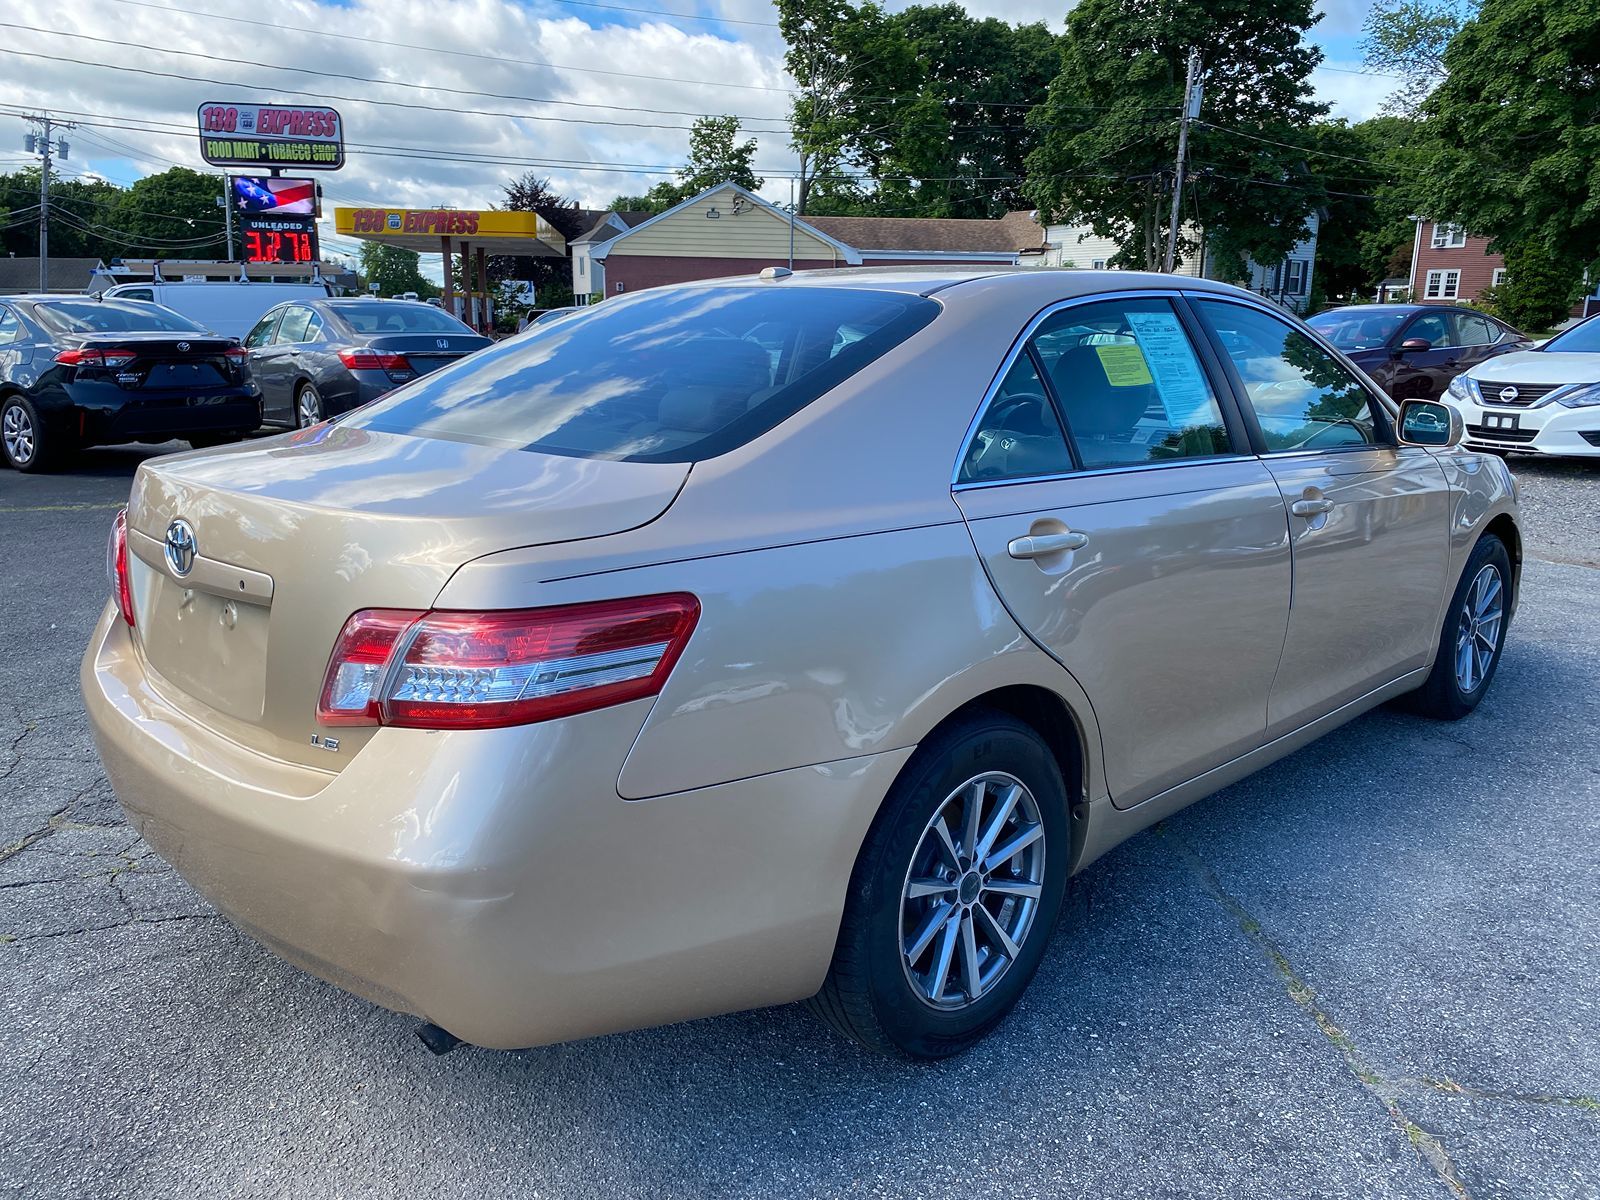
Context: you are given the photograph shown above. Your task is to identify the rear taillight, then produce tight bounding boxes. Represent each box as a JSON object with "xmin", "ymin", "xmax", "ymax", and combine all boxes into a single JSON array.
[
  {"xmin": 224, "ymin": 346, "xmax": 247, "ymax": 361},
  {"xmin": 338, "ymin": 349, "xmax": 413, "ymax": 374},
  {"xmin": 105, "ymin": 509, "xmax": 135, "ymax": 627},
  {"xmin": 316, "ymin": 594, "xmax": 700, "ymax": 730},
  {"xmin": 57, "ymin": 348, "xmax": 135, "ymax": 368}
]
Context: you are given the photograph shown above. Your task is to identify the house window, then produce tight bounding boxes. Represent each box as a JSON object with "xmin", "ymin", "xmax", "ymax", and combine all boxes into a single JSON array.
[
  {"xmin": 1425, "ymin": 269, "xmax": 1461, "ymax": 300},
  {"xmin": 1492, "ymin": 267, "xmax": 1507, "ymax": 288},
  {"xmin": 1430, "ymin": 223, "xmax": 1467, "ymax": 249},
  {"xmin": 615, "ymin": 282, "xmax": 626, "ymax": 293},
  {"xmin": 1091, "ymin": 259, "xmax": 1106, "ymax": 270},
  {"xmin": 1284, "ymin": 259, "xmax": 1308, "ymax": 295},
  {"xmin": 577, "ymin": 256, "xmax": 587, "ymax": 278}
]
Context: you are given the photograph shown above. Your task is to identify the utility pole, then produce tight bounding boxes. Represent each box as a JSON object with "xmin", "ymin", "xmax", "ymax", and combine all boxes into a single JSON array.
[
  {"xmin": 218, "ymin": 175, "xmax": 236, "ymax": 260},
  {"xmin": 25, "ymin": 115, "xmax": 73, "ymax": 292},
  {"xmin": 1163, "ymin": 49, "xmax": 1203, "ymax": 274}
]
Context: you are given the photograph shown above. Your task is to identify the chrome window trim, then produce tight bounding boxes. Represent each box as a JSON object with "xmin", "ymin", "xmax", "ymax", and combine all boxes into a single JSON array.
[
  {"xmin": 950, "ymin": 287, "xmax": 1244, "ymax": 489},
  {"xmin": 952, "ymin": 452, "xmax": 1250, "ymax": 493}
]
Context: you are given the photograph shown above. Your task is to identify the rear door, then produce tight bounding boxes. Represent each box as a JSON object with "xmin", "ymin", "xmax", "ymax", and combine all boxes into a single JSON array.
[
  {"xmin": 955, "ymin": 294, "xmax": 1292, "ymax": 809},
  {"xmin": 1190, "ymin": 297, "xmax": 1451, "ymax": 733}
]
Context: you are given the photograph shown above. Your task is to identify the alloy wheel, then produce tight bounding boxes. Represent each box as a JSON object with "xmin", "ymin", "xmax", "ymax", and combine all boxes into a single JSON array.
[
  {"xmin": 899, "ymin": 771, "xmax": 1047, "ymax": 1010},
  {"xmin": 296, "ymin": 388, "xmax": 322, "ymax": 429},
  {"xmin": 2, "ymin": 402, "xmax": 34, "ymax": 466},
  {"xmin": 1454, "ymin": 563, "xmax": 1504, "ymax": 694}
]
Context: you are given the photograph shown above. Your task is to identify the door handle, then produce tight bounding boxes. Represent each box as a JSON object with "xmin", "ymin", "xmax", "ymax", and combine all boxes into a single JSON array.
[
  {"xmin": 1008, "ymin": 531, "xmax": 1089, "ymax": 559},
  {"xmin": 1290, "ymin": 498, "xmax": 1334, "ymax": 518},
  {"xmin": 288, "ymin": 349, "xmax": 301, "ymax": 357}
]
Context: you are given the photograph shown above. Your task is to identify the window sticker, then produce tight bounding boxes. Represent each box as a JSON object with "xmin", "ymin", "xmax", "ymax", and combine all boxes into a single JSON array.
[
  {"xmin": 1124, "ymin": 311, "xmax": 1215, "ymax": 428},
  {"xmin": 1094, "ymin": 343, "xmax": 1154, "ymax": 387}
]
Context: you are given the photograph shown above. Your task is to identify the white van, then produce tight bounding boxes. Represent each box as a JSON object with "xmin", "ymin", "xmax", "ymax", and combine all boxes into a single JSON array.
[{"xmin": 101, "ymin": 281, "xmax": 333, "ymax": 342}]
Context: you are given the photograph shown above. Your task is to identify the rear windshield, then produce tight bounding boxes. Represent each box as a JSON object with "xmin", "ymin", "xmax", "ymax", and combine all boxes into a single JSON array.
[
  {"xmin": 347, "ymin": 286, "xmax": 939, "ymax": 462},
  {"xmin": 1305, "ymin": 309, "xmax": 1406, "ymax": 351},
  {"xmin": 33, "ymin": 300, "xmax": 206, "ymax": 334},
  {"xmin": 332, "ymin": 303, "xmax": 475, "ymax": 335}
]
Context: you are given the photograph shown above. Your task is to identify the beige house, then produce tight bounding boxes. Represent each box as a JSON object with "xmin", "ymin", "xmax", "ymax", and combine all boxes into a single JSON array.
[{"xmin": 580, "ymin": 182, "xmax": 1043, "ymax": 300}]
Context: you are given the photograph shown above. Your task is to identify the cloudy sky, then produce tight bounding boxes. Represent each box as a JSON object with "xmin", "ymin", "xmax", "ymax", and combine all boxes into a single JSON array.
[{"xmin": 0, "ymin": 0, "xmax": 1398, "ymax": 271}]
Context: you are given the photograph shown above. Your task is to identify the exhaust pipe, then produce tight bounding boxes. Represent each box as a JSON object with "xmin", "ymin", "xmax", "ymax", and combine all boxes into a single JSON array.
[{"xmin": 416, "ymin": 1022, "xmax": 463, "ymax": 1056}]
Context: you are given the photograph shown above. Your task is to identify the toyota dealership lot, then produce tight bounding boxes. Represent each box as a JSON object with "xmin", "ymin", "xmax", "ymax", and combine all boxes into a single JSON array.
[{"xmin": 0, "ymin": 444, "xmax": 1596, "ymax": 1198}]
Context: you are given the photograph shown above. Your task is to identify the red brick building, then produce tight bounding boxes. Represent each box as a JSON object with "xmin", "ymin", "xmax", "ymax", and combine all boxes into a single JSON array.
[{"xmin": 1406, "ymin": 219, "xmax": 1505, "ymax": 306}]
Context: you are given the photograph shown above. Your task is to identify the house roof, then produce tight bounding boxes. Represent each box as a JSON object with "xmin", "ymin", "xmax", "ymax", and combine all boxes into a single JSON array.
[
  {"xmin": 0, "ymin": 257, "xmax": 102, "ymax": 293},
  {"xmin": 571, "ymin": 210, "xmax": 655, "ymax": 246},
  {"xmin": 806, "ymin": 211, "xmax": 1044, "ymax": 254}
]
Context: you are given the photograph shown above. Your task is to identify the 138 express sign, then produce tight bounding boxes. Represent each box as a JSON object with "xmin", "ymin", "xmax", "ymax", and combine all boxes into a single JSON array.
[{"xmin": 197, "ymin": 101, "xmax": 344, "ymax": 170}]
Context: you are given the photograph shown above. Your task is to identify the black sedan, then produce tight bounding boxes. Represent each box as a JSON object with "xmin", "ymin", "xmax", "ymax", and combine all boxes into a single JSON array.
[
  {"xmin": 243, "ymin": 298, "xmax": 490, "ymax": 428},
  {"xmin": 1305, "ymin": 304, "xmax": 1533, "ymax": 402},
  {"xmin": 0, "ymin": 295, "xmax": 262, "ymax": 472}
]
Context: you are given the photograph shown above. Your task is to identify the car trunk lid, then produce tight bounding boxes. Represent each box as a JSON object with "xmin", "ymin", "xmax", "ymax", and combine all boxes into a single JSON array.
[
  {"xmin": 124, "ymin": 424, "xmax": 687, "ymax": 767},
  {"xmin": 59, "ymin": 332, "xmax": 245, "ymax": 391},
  {"xmin": 354, "ymin": 332, "xmax": 492, "ymax": 382}
]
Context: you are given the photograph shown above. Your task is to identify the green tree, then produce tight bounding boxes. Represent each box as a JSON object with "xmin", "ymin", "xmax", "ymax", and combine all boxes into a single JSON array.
[
  {"xmin": 359, "ymin": 242, "xmax": 436, "ymax": 298},
  {"xmin": 1362, "ymin": 0, "xmax": 1478, "ymax": 114},
  {"xmin": 107, "ymin": 168, "xmax": 229, "ymax": 259},
  {"xmin": 490, "ymin": 173, "xmax": 584, "ymax": 309},
  {"xmin": 0, "ymin": 168, "xmax": 124, "ymax": 261},
  {"xmin": 1024, "ymin": 0, "xmax": 1327, "ymax": 273},
  {"xmin": 1421, "ymin": 0, "xmax": 1599, "ymax": 310},
  {"xmin": 1481, "ymin": 243, "xmax": 1583, "ymax": 331},
  {"xmin": 679, "ymin": 115, "xmax": 763, "ymax": 194},
  {"xmin": 1308, "ymin": 117, "xmax": 1432, "ymax": 300},
  {"xmin": 778, "ymin": 0, "xmax": 1062, "ymax": 217}
]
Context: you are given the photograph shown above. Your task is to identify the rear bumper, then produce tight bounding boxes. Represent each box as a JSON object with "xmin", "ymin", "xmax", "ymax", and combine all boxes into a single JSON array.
[
  {"xmin": 81, "ymin": 606, "xmax": 904, "ymax": 1049},
  {"xmin": 50, "ymin": 381, "xmax": 263, "ymax": 444}
]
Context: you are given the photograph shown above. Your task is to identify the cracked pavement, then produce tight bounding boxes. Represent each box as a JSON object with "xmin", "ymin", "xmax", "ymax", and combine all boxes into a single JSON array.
[{"xmin": 2, "ymin": 445, "xmax": 1597, "ymax": 1199}]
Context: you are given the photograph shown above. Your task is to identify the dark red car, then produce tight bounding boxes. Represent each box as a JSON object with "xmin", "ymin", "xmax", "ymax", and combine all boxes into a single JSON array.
[{"xmin": 1306, "ymin": 304, "xmax": 1532, "ymax": 401}]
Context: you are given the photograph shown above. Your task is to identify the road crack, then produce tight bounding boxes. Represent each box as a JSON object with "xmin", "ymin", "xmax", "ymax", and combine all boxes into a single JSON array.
[{"xmin": 1159, "ymin": 825, "xmax": 1475, "ymax": 1198}]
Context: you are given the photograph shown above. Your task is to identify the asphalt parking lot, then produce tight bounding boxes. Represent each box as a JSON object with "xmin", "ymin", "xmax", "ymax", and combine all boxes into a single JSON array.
[{"xmin": 1, "ymin": 444, "xmax": 1596, "ymax": 1200}]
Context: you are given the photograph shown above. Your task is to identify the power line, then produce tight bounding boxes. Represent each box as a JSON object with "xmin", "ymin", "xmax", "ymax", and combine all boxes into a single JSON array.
[
  {"xmin": 101, "ymin": 0, "xmax": 797, "ymax": 94},
  {"xmin": 542, "ymin": 0, "xmax": 779, "ymax": 28},
  {"xmin": 0, "ymin": 47, "xmax": 771, "ymax": 133},
  {"xmin": 0, "ymin": 22, "xmax": 792, "ymax": 127}
]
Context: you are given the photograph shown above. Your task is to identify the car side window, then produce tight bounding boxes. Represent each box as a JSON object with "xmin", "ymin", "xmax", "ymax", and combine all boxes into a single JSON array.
[
  {"xmin": 118, "ymin": 288, "xmax": 154, "ymax": 303},
  {"xmin": 1401, "ymin": 311, "xmax": 1454, "ymax": 348},
  {"xmin": 275, "ymin": 306, "xmax": 314, "ymax": 344},
  {"xmin": 1195, "ymin": 300, "xmax": 1381, "ymax": 452},
  {"xmin": 244, "ymin": 311, "xmax": 280, "ymax": 349},
  {"xmin": 0, "ymin": 307, "xmax": 19, "ymax": 345},
  {"xmin": 959, "ymin": 352, "xmax": 1076, "ymax": 483},
  {"xmin": 1033, "ymin": 298, "xmax": 1233, "ymax": 470},
  {"xmin": 1452, "ymin": 311, "xmax": 1496, "ymax": 347},
  {"xmin": 303, "ymin": 312, "xmax": 324, "ymax": 342}
]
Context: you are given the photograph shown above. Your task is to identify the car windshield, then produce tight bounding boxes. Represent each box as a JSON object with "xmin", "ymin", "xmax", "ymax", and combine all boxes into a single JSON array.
[
  {"xmin": 1540, "ymin": 317, "xmax": 1600, "ymax": 354},
  {"xmin": 33, "ymin": 299, "xmax": 207, "ymax": 334},
  {"xmin": 1306, "ymin": 309, "xmax": 1406, "ymax": 351},
  {"xmin": 347, "ymin": 286, "xmax": 939, "ymax": 462},
  {"xmin": 332, "ymin": 303, "xmax": 476, "ymax": 335}
]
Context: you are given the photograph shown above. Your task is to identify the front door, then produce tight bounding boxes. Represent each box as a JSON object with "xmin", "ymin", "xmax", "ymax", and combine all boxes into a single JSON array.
[
  {"xmin": 955, "ymin": 295, "xmax": 1292, "ymax": 809},
  {"xmin": 1191, "ymin": 298, "xmax": 1452, "ymax": 733},
  {"xmin": 1386, "ymin": 309, "xmax": 1460, "ymax": 401},
  {"xmin": 243, "ymin": 308, "xmax": 286, "ymax": 418}
]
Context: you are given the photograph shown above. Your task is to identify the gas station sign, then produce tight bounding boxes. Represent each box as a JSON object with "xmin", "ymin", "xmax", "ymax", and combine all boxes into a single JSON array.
[
  {"xmin": 198, "ymin": 101, "xmax": 344, "ymax": 170},
  {"xmin": 240, "ymin": 212, "xmax": 320, "ymax": 264}
]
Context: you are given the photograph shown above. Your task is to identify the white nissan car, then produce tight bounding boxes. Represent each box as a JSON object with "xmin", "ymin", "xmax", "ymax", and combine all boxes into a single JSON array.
[{"xmin": 1447, "ymin": 315, "xmax": 1600, "ymax": 456}]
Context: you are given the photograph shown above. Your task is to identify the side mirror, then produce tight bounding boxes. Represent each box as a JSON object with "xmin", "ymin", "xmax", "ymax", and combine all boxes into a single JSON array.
[
  {"xmin": 1397, "ymin": 398, "xmax": 1463, "ymax": 448},
  {"xmin": 1396, "ymin": 337, "xmax": 1433, "ymax": 353}
]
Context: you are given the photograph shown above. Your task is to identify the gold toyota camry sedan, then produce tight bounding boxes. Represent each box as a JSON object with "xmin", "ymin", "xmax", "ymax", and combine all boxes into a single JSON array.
[{"xmin": 83, "ymin": 269, "xmax": 1520, "ymax": 1059}]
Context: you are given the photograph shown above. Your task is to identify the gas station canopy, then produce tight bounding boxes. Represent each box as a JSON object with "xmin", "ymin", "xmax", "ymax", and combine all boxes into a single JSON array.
[{"xmin": 333, "ymin": 208, "xmax": 567, "ymax": 257}]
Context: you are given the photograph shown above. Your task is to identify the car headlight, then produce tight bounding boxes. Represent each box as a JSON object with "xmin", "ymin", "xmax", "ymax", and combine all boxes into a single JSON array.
[
  {"xmin": 1447, "ymin": 375, "xmax": 1480, "ymax": 403},
  {"xmin": 1555, "ymin": 381, "xmax": 1600, "ymax": 408}
]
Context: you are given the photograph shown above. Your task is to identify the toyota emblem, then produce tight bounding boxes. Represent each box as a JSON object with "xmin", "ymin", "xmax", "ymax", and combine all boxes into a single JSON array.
[
  {"xmin": 1499, "ymin": 386, "xmax": 1519, "ymax": 403},
  {"xmin": 176, "ymin": 341, "xmax": 190, "ymax": 352},
  {"xmin": 164, "ymin": 519, "xmax": 197, "ymax": 577}
]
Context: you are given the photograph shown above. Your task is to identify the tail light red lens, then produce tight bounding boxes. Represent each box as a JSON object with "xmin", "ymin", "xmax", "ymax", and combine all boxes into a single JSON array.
[
  {"xmin": 316, "ymin": 594, "xmax": 700, "ymax": 730},
  {"xmin": 338, "ymin": 349, "xmax": 413, "ymax": 373},
  {"xmin": 105, "ymin": 509, "xmax": 135, "ymax": 627},
  {"xmin": 57, "ymin": 348, "xmax": 136, "ymax": 368},
  {"xmin": 224, "ymin": 346, "xmax": 248, "ymax": 361}
]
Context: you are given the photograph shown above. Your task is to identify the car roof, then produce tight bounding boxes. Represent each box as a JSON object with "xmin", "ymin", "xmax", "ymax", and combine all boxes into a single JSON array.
[{"xmin": 662, "ymin": 266, "xmax": 1263, "ymax": 302}]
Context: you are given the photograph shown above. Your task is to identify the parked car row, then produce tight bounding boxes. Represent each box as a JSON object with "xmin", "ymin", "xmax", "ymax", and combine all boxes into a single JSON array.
[{"xmin": 0, "ymin": 292, "xmax": 489, "ymax": 472}]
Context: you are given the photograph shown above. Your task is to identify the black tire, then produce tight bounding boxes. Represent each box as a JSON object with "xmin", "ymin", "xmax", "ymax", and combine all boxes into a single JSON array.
[
  {"xmin": 1403, "ymin": 534, "xmax": 1513, "ymax": 720},
  {"xmin": 0, "ymin": 394, "xmax": 58, "ymax": 473},
  {"xmin": 295, "ymin": 384, "xmax": 324, "ymax": 429},
  {"xmin": 808, "ymin": 710, "xmax": 1070, "ymax": 1059}
]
